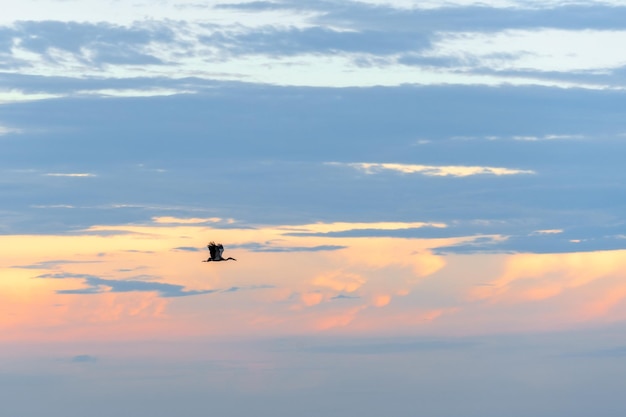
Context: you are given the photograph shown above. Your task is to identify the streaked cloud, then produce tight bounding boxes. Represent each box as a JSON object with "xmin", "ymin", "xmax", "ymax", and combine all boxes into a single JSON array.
[
  {"xmin": 279, "ymin": 221, "xmax": 448, "ymax": 236},
  {"xmin": 313, "ymin": 271, "xmax": 366, "ymax": 293},
  {"xmin": 0, "ymin": 89, "xmax": 62, "ymax": 104},
  {"xmin": 511, "ymin": 134, "xmax": 585, "ymax": 141},
  {"xmin": 469, "ymin": 250, "xmax": 626, "ymax": 304},
  {"xmin": 0, "ymin": 0, "xmax": 318, "ymax": 27},
  {"xmin": 44, "ymin": 173, "xmax": 96, "ymax": 178},
  {"xmin": 329, "ymin": 162, "xmax": 534, "ymax": 177},
  {"xmin": 2, "ymin": 1, "xmax": 626, "ymax": 413},
  {"xmin": 2, "ymin": 12, "xmax": 625, "ymax": 89},
  {"xmin": 533, "ymin": 229, "xmax": 563, "ymax": 235},
  {"xmin": 76, "ymin": 88, "xmax": 196, "ymax": 98},
  {"xmin": 425, "ymin": 29, "xmax": 626, "ymax": 73},
  {"xmin": 152, "ymin": 216, "xmax": 225, "ymax": 224},
  {"xmin": 37, "ymin": 273, "xmax": 216, "ymax": 297},
  {"xmin": 0, "ymin": 125, "xmax": 21, "ymax": 135},
  {"xmin": 233, "ymin": 242, "xmax": 347, "ymax": 252}
]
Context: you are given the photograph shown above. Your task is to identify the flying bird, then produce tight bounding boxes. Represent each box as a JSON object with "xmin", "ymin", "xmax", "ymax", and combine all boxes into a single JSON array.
[{"xmin": 203, "ymin": 241, "xmax": 237, "ymax": 262}]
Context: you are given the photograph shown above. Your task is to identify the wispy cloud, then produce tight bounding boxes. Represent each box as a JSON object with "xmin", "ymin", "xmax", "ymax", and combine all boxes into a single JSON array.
[
  {"xmin": 70, "ymin": 354, "xmax": 98, "ymax": 363},
  {"xmin": 329, "ymin": 162, "xmax": 534, "ymax": 177},
  {"xmin": 0, "ymin": 89, "xmax": 62, "ymax": 104},
  {"xmin": 424, "ymin": 29, "xmax": 626, "ymax": 73},
  {"xmin": 511, "ymin": 134, "xmax": 585, "ymax": 141},
  {"xmin": 152, "ymin": 216, "xmax": 226, "ymax": 224},
  {"xmin": 2, "ymin": 14, "xmax": 624, "ymax": 89},
  {"xmin": 12, "ymin": 259, "xmax": 101, "ymax": 269},
  {"xmin": 351, "ymin": 0, "xmax": 626, "ymax": 10},
  {"xmin": 76, "ymin": 88, "xmax": 195, "ymax": 98},
  {"xmin": 37, "ymin": 273, "xmax": 215, "ymax": 297},
  {"xmin": 0, "ymin": 125, "xmax": 21, "ymax": 135},
  {"xmin": 279, "ymin": 221, "xmax": 447, "ymax": 234},
  {"xmin": 44, "ymin": 173, "xmax": 97, "ymax": 177},
  {"xmin": 231, "ymin": 242, "xmax": 347, "ymax": 252},
  {"xmin": 172, "ymin": 246, "xmax": 201, "ymax": 252}
]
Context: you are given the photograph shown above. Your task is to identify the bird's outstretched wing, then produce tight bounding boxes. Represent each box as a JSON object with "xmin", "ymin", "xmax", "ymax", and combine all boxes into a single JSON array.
[
  {"xmin": 218, "ymin": 244, "xmax": 224, "ymax": 259},
  {"xmin": 208, "ymin": 241, "xmax": 217, "ymax": 260}
]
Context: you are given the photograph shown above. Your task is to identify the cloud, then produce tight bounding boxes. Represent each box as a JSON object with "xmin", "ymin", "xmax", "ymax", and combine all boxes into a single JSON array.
[
  {"xmin": 329, "ymin": 162, "xmax": 534, "ymax": 177},
  {"xmin": 512, "ymin": 134, "xmax": 584, "ymax": 141},
  {"xmin": 0, "ymin": 0, "xmax": 316, "ymax": 27},
  {"xmin": 172, "ymin": 246, "xmax": 201, "ymax": 252},
  {"xmin": 349, "ymin": 0, "xmax": 626, "ymax": 10},
  {"xmin": 221, "ymin": 284, "xmax": 276, "ymax": 293},
  {"xmin": 37, "ymin": 273, "xmax": 215, "ymax": 297},
  {"xmin": 280, "ymin": 221, "xmax": 447, "ymax": 234},
  {"xmin": 44, "ymin": 173, "xmax": 96, "ymax": 177},
  {"xmin": 2, "ymin": 17, "xmax": 623, "ymax": 88},
  {"xmin": 437, "ymin": 228, "xmax": 626, "ymax": 255},
  {"xmin": 0, "ymin": 125, "xmax": 21, "ymax": 135},
  {"xmin": 152, "ymin": 216, "xmax": 225, "ymax": 224},
  {"xmin": 331, "ymin": 294, "xmax": 361, "ymax": 300},
  {"xmin": 76, "ymin": 88, "xmax": 195, "ymax": 98},
  {"xmin": 424, "ymin": 29, "xmax": 626, "ymax": 74},
  {"xmin": 70, "ymin": 354, "xmax": 98, "ymax": 363},
  {"xmin": 301, "ymin": 292, "xmax": 324, "ymax": 306},
  {"xmin": 372, "ymin": 294, "xmax": 392, "ymax": 307},
  {"xmin": 0, "ymin": 89, "xmax": 62, "ymax": 104},
  {"xmin": 232, "ymin": 242, "xmax": 347, "ymax": 252},
  {"xmin": 468, "ymin": 250, "xmax": 626, "ymax": 303},
  {"xmin": 313, "ymin": 271, "xmax": 366, "ymax": 293},
  {"xmin": 11, "ymin": 260, "xmax": 101, "ymax": 269}
]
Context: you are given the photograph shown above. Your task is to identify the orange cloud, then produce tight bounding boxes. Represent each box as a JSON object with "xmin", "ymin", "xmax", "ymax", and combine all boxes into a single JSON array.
[
  {"xmin": 301, "ymin": 292, "xmax": 324, "ymax": 306},
  {"xmin": 470, "ymin": 250, "xmax": 626, "ymax": 303},
  {"xmin": 17, "ymin": 219, "xmax": 624, "ymax": 340},
  {"xmin": 314, "ymin": 306, "xmax": 366, "ymax": 331},
  {"xmin": 312, "ymin": 271, "xmax": 365, "ymax": 292},
  {"xmin": 372, "ymin": 294, "xmax": 391, "ymax": 307}
]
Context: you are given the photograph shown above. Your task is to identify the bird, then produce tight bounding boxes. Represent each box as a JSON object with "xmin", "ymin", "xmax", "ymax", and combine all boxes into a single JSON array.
[{"xmin": 203, "ymin": 241, "xmax": 237, "ymax": 262}]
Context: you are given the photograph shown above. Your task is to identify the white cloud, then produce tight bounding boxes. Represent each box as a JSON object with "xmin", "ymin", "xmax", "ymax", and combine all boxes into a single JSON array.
[
  {"xmin": 512, "ymin": 134, "xmax": 585, "ymax": 141},
  {"xmin": 329, "ymin": 162, "xmax": 535, "ymax": 177},
  {"xmin": 0, "ymin": 125, "xmax": 21, "ymax": 135},
  {"xmin": 76, "ymin": 88, "xmax": 196, "ymax": 98},
  {"xmin": 3, "ymin": 44, "xmax": 619, "ymax": 90},
  {"xmin": 152, "ymin": 216, "xmax": 224, "ymax": 224},
  {"xmin": 0, "ymin": 90, "xmax": 62, "ymax": 105},
  {"xmin": 424, "ymin": 29, "xmax": 626, "ymax": 73},
  {"xmin": 533, "ymin": 229, "xmax": 564, "ymax": 235},
  {"xmin": 352, "ymin": 0, "xmax": 626, "ymax": 9},
  {"xmin": 44, "ymin": 173, "xmax": 97, "ymax": 177},
  {"xmin": 2, "ymin": 6, "xmax": 625, "ymax": 89},
  {"xmin": 0, "ymin": 0, "xmax": 318, "ymax": 27}
]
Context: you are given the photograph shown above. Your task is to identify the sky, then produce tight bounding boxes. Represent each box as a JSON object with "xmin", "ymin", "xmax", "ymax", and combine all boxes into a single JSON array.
[{"xmin": 2, "ymin": 1, "xmax": 626, "ymax": 416}]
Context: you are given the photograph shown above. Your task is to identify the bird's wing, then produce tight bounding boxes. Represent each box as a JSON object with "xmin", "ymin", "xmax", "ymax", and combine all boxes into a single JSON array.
[
  {"xmin": 208, "ymin": 242, "xmax": 217, "ymax": 259},
  {"xmin": 218, "ymin": 244, "xmax": 224, "ymax": 258}
]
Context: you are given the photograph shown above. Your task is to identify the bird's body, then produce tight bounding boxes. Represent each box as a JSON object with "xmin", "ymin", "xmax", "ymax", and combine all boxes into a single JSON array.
[{"xmin": 203, "ymin": 241, "xmax": 237, "ymax": 262}]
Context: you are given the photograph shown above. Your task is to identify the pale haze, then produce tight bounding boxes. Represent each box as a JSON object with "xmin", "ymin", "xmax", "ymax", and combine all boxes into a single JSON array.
[{"xmin": 2, "ymin": 1, "xmax": 626, "ymax": 416}]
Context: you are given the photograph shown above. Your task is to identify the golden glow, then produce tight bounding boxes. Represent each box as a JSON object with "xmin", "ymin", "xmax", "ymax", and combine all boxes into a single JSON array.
[
  {"xmin": 44, "ymin": 173, "xmax": 96, "ymax": 177},
  {"xmin": 471, "ymin": 250, "xmax": 626, "ymax": 303},
  {"xmin": 330, "ymin": 162, "xmax": 535, "ymax": 177},
  {"xmin": 152, "ymin": 216, "xmax": 223, "ymax": 224},
  {"xmin": 312, "ymin": 271, "xmax": 366, "ymax": 292},
  {"xmin": 372, "ymin": 294, "xmax": 392, "ymax": 307},
  {"xmin": 5, "ymin": 219, "xmax": 626, "ymax": 342}
]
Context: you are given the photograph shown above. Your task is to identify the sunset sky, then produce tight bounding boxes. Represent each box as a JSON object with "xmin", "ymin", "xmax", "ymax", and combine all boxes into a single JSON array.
[{"xmin": 2, "ymin": 1, "xmax": 626, "ymax": 416}]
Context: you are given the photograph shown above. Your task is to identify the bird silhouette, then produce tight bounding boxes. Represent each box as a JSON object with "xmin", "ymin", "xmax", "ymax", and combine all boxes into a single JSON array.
[{"xmin": 203, "ymin": 241, "xmax": 237, "ymax": 262}]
